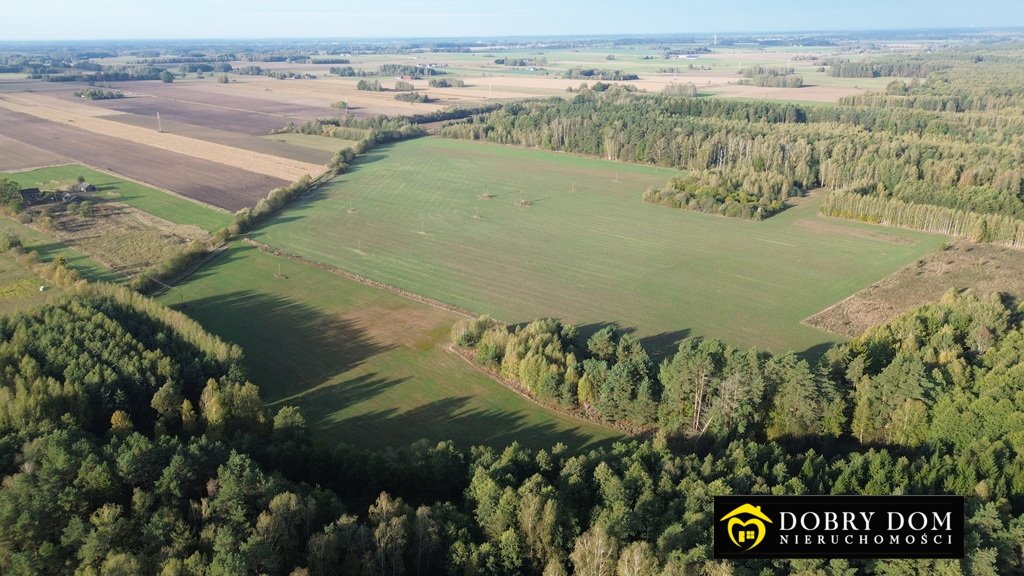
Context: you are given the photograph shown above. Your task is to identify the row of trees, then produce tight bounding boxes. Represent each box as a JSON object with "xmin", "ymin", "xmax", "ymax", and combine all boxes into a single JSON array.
[
  {"xmin": 453, "ymin": 315, "xmax": 844, "ymax": 439},
  {"xmin": 493, "ymin": 57, "xmax": 547, "ymax": 66},
  {"xmin": 562, "ymin": 69, "xmax": 639, "ymax": 81},
  {"xmin": 429, "ymin": 78, "xmax": 465, "ymax": 88},
  {"xmin": 377, "ymin": 64, "xmax": 446, "ymax": 78},
  {"xmin": 737, "ymin": 74, "xmax": 803, "ymax": 88},
  {"xmin": 73, "ymin": 88, "xmax": 125, "ymax": 100},
  {"xmin": 395, "ymin": 92, "xmax": 432, "ymax": 103},
  {"xmin": 821, "ymin": 190, "xmax": 1024, "ymax": 248},
  {"xmin": 825, "ymin": 57, "xmax": 951, "ymax": 78},
  {"xmin": 3, "ymin": 288, "xmax": 1022, "ymax": 574},
  {"xmin": 455, "ymin": 290, "xmax": 1024, "ymax": 453}
]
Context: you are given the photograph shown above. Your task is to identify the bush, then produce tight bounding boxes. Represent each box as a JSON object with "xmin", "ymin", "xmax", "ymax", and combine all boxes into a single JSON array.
[
  {"xmin": 356, "ymin": 79, "xmax": 381, "ymax": 91},
  {"xmin": 395, "ymin": 92, "xmax": 431, "ymax": 103},
  {"xmin": 0, "ymin": 233, "xmax": 22, "ymax": 252}
]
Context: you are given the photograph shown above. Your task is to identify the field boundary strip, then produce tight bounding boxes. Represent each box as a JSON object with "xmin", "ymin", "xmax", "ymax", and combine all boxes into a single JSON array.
[
  {"xmin": 0, "ymin": 94, "xmax": 326, "ymax": 181},
  {"xmin": 241, "ymin": 237, "xmax": 476, "ymax": 318}
]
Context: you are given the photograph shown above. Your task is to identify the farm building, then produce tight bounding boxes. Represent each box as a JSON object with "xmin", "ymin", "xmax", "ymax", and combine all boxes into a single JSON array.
[{"xmin": 78, "ymin": 182, "xmax": 97, "ymax": 193}]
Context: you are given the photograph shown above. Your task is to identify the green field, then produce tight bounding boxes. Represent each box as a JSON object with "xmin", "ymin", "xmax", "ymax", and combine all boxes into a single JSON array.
[
  {"xmin": 5, "ymin": 165, "xmax": 232, "ymax": 232},
  {"xmin": 262, "ymin": 133, "xmax": 360, "ymax": 153},
  {"xmin": 160, "ymin": 242, "xmax": 620, "ymax": 450},
  {"xmin": 253, "ymin": 137, "xmax": 946, "ymax": 355}
]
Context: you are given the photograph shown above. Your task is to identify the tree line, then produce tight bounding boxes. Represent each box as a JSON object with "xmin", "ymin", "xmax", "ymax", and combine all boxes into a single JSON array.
[
  {"xmin": 821, "ymin": 190, "xmax": 1024, "ymax": 248},
  {"xmin": 737, "ymin": 66, "xmax": 803, "ymax": 88},
  {"xmin": 562, "ymin": 69, "xmax": 639, "ymax": 81}
]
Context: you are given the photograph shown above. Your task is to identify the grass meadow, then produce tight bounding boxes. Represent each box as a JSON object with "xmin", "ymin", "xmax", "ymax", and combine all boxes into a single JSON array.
[
  {"xmin": 160, "ymin": 242, "xmax": 621, "ymax": 451},
  {"xmin": 253, "ymin": 137, "xmax": 946, "ymax": 355}
]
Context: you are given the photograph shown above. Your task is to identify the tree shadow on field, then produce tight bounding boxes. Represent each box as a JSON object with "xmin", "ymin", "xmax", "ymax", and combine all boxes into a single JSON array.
[
  {"xmin": 640, "ymin": 329, "xmax": 692, "ymax": 363},
  {"xmin": 177, "ymin": 289, "xmax": 395, "ymax": 402},
  {"xmin": 250, "ymin": 214, "xmax": 308, "ymax": 237},
  {"xmin": 333, "ymin": 395, "xmax": 618, "ymax": 452},
  {"xmin": 171, "ymin": 244, "xmax": 244, "ymax": 284},
  {"xmin": 570, "ymin": 322, "xmax": 691, "ymax": 364},
  {"xmin": 797, "ymin": 340, "xmax": 837, "ymax": 365},
  {"xmin": 344, "ymin": 148, "xmax": 392, "ymax": 173}
]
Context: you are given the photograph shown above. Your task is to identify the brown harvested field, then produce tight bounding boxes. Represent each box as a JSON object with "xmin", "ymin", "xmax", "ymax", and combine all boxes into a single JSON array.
[
  {"xmin": 101, "ymin": 81, "xmax": 337, "ymax": 118},
  {"xmin": 0, "ymin": 134, "xmax": 68, "ymax": 171},
  {"xmin": 204, "ymin": 78, "xmax": 451, "ymax": 116},
  {"xmin": 0, "ymin": 107, "xmax": 289, "ymax": 211},
  {"xmin": 804, "ymin": 241, "xmax": 1024, "ymax": 337},
  {"xmin": 106, "ymin": 113, "xmax": 334, "ymax": 165},
  {"xmin": 0, "ymin": 79, "xmax": 91, "ymax": 94},
  {"xmin": 51, "ymin": 87, "xmax": 313, "ymax": 135},
  {"xmin": 0, "ymin": 94, "xmax": 324, "ymax": 181}
]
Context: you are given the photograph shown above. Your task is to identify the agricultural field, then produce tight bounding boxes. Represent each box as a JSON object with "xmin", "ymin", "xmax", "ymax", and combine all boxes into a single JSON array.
[
  {"xmin": 159, "ymin": 242, "xmax": 620, "ymax": 450},
  {"xmin": 0, "ymin": 82, "xmax": 347, "ymax": 212},
  {"xmin": 0, "ymin": 106, "xmax": 290, "ymax": 211},
  {"xmin": 0, "ymin": 94, "xmax": 321, "ymax": 181},
  {"xmin": 5, "ymin": 165, "xmax": 233, "ymax": 232},
  {"xmin": 0, "ymin": 134, "xmax": 68, "ymax": 171},
  {"xmin": 253, "ymin": 137, "xmax": 946, "ymax": 355},
  {"xmin": 245, "ymin": 44, "xmax": 881, "ymax": 104}
]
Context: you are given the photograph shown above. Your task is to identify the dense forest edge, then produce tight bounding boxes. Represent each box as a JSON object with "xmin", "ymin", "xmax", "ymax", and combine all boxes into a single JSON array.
[{"xmin": 0, "ymin": 275, "xmax": 1021, "ymax": 574}]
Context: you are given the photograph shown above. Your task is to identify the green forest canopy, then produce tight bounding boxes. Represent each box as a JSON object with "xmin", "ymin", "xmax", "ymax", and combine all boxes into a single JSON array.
[{"xmin": 0, "ymin": 283, "xmax": 1022, "ymax": 575}]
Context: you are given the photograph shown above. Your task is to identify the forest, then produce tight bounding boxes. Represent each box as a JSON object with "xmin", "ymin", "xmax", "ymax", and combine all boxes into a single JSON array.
[
  {"xmin": 1, "ymin": 284, "xmax": 1022, "ymax": 575},
  {"xmin": 440, "ymin": 50, "xmax": 1024, "ymax": 242}
]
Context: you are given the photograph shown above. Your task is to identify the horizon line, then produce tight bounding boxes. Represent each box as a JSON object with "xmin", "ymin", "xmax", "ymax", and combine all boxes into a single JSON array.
[{"xmin": 1, "ymin": 26, "xmax": 1022, "ymax": 45}]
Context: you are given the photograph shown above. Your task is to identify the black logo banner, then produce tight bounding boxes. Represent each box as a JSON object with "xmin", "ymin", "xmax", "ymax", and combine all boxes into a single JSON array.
[{"xmin": 714, "ymin": 495, "xmax": 964, "ymax": 559}]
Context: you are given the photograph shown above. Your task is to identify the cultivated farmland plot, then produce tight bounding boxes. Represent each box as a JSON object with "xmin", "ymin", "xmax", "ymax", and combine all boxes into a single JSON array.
[
  {"xmin": 253, "ymin": 137, "xmax": 945, "ymax": 355},
  {"xmin": 0, "ymin": 106, "xmax": 290, "ymax": 211}
]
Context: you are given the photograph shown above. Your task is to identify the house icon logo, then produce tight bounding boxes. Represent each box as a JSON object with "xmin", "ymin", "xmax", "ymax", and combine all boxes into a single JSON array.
[{"xmin": 720, "ymin": 503, "xmax": 773, "ymax": 551}]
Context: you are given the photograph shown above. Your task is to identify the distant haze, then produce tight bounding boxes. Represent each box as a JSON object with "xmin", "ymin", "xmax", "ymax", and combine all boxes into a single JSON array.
[{"xmin": 4, "ymin": 0, "xmax": 1024, "ymax": 41}]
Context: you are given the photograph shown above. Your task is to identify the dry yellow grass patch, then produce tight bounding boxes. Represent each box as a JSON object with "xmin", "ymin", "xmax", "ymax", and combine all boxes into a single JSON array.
[{"xmin": 0, "ymin": 94, "xmax": 324, "ymax": 181}]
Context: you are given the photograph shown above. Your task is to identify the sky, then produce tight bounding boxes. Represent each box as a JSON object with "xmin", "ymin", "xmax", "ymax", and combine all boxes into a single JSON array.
[{"xmin": 4, "ymin": 0, "xmax": 1024, "ymax": 41}]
